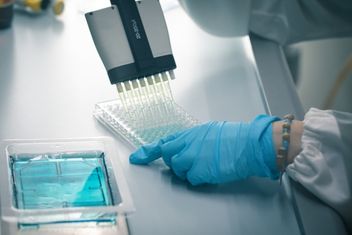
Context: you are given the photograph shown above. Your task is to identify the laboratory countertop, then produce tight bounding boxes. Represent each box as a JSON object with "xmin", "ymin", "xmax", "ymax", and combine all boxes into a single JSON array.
[{"xmin": 0, "ymin": 1, "xmax": 344, "ymax": 235}]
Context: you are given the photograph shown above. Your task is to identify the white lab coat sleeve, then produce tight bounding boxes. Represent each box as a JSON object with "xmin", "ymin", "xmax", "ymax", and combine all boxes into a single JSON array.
[
  {"xmin": 249, "ymin": 0, "xmax": 352, "ymax": 45},
  {"xmin": 286, "ymin": 108, "xmax": 352, "ymax": 232}
]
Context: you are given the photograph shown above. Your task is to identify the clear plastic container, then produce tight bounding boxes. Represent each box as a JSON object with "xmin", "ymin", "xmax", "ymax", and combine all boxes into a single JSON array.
[
  {"xmin": 94, "ymin": 99, "xmax": 199, "ymax": 147},
  {"xmin": 0, "ymin": 137, "xmax": 134, "ymax": 228}
]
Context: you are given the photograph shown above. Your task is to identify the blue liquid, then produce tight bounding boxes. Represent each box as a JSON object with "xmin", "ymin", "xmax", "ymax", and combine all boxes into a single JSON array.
[{"xmin": 10, "ymin": 151, "xmax": 114, "ymax": 210}]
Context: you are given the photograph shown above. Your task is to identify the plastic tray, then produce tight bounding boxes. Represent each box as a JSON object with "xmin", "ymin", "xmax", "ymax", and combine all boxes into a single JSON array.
[{"xmin": 0, "ymin": 137, "xmax": 134, "ymax": 227}]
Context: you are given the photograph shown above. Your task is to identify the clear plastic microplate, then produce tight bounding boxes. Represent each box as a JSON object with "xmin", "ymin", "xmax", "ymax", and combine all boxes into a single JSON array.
[
  {"xmin": 94, "ymin": 98, "xmax": 199, "ymax": 147},
  {"xmin": 0, "ymin": 137, "xmax": 134, "ymax": 229}
]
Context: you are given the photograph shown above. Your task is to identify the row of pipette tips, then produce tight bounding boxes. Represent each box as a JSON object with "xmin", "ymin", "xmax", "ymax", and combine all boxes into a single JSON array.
[
  {"xmin": 114, "ymin": 71, "xmax": 177, "ymax": 137},
  {"xmin": 115, "ymin": 71, "xmax": 175, "ymax": 94}
]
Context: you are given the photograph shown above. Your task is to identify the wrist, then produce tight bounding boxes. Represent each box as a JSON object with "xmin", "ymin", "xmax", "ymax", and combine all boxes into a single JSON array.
[
  {"xmin": 251, "ymin": 115, "xmax": 281, "ymax": 179},
  {"xmin": 272, "ymin": 120, "xmax": 303, "ymax": 167}
]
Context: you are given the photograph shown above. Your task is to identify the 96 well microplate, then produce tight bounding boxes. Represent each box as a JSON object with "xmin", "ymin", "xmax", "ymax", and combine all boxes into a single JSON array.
[{"xmin": 94, "ymin": 99, "xmax": 198, "ymax": 147}]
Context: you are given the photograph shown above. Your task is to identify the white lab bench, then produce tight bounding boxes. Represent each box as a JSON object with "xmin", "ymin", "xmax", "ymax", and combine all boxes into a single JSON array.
[{"xmin": 0, "ymin": 1, "xmax": 347, "ymax": 235}]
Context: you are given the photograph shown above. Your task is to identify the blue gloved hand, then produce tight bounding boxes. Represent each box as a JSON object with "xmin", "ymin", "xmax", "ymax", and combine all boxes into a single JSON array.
[{"xmin": 130, "ymin": 115, "xmax": 280, "ymax": 185}]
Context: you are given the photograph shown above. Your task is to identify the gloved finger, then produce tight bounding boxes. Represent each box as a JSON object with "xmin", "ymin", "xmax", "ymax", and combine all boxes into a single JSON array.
[
  {"xmin": 186, "ymin": 164, "xmax": 221, "ymax": 185},
  {"xmin": 129, "ymin": 141, "xmax": 162, "ymax": 165},
  {"xmin": 170, "ymin": 161, "xmax": 187, "ymax": 180},
  {"xmin": 186, "ymin": 170, "xmax": 205, "ymax": 186},
  {"xmin": 161, "ymin": 138, "xmax": 186, "ymax": 167},
  {"xmin": 129, "ymin": 131, "xmax": 184, "ymax": 165},
  {"xmin": 186, "ymin": 160, "xmax": 213, "ymax": 186},
  {"xmin": 172, "ymin": 168, "xmax": 187, "ymax": 180},
  {"xmin": 186, "ymin": 151, "xmax": 222, "ymax": 185},
  {"xmin": 169, "ymin": 150, "xmax": 194, "ymax": 180}
]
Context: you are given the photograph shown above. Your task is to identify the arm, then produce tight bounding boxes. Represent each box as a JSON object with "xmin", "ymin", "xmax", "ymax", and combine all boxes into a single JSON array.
[
  {"xmin": 130, "ymin": 115, "xmax": 282, "ymax": 184},
  {"xmin": 130, "ymin": 109, "xmax": 352, "ymax": 231},
  {"xmin": 129, "ymin": 116, "xmax": 305, "ymax": 184},
  {"xmin": 285, "ymin": 108, "xmax": 352, "ymax": 233}
]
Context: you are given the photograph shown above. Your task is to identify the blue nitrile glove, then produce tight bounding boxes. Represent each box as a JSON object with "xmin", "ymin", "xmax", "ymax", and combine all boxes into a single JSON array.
[{"xmin": 130, "ymin": 115, "xmax": 280, "ymax": 185}]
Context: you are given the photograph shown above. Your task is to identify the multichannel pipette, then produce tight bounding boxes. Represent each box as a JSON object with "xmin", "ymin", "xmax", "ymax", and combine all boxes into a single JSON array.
[
  {"xmin": 85, "ymin": 0, "xmax": 176, "ymax": 96},
  {"xmin": 85, "ymin": 0, "xmax": 198, "ymax": 146}
]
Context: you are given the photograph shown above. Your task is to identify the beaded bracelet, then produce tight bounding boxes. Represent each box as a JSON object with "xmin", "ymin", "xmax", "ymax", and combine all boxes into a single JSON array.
[{"xmin": 277, "ymin": 114, "xmax": 294, "ymax": 184}]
